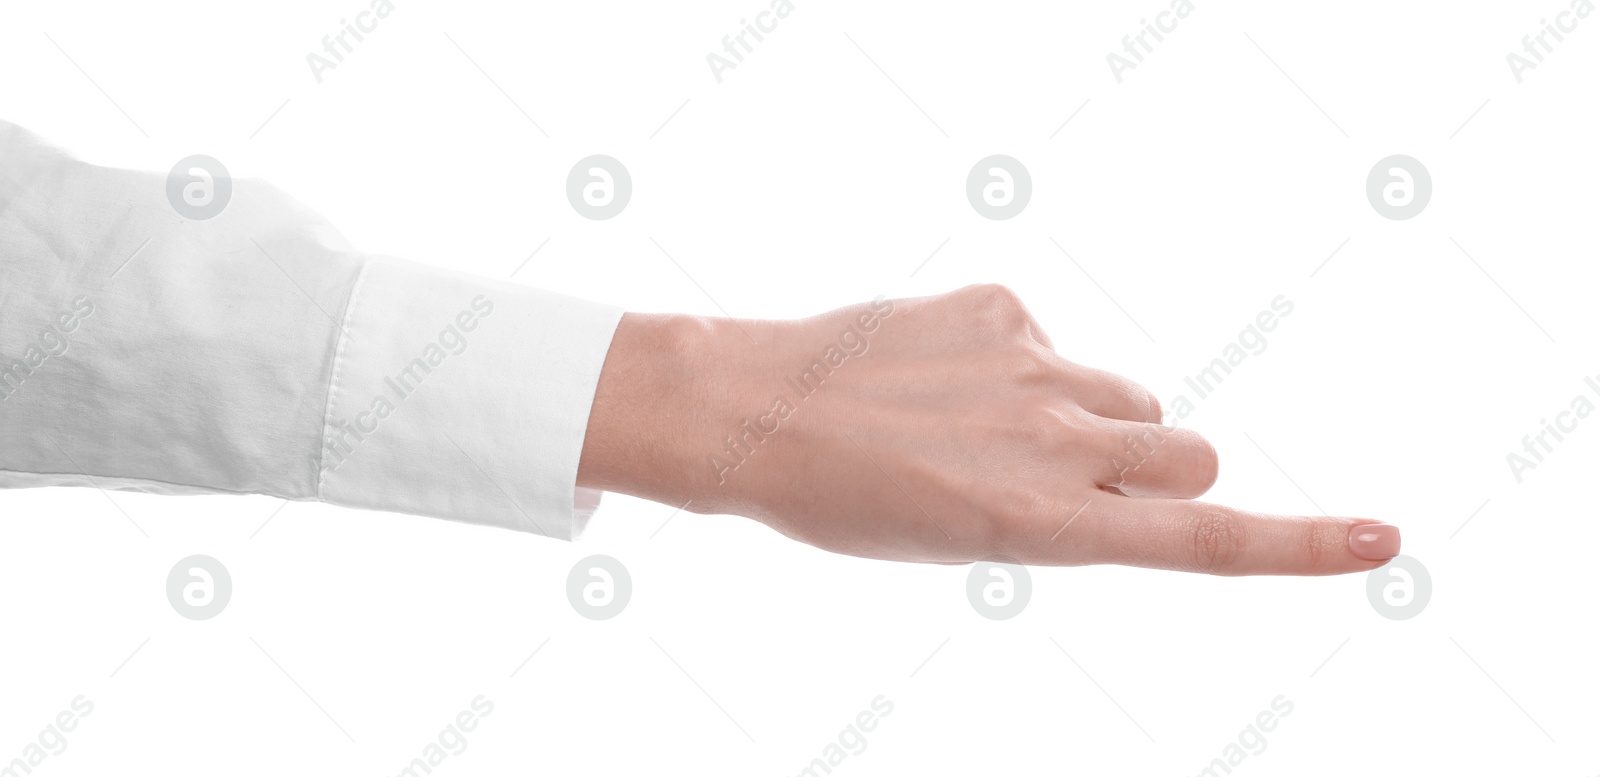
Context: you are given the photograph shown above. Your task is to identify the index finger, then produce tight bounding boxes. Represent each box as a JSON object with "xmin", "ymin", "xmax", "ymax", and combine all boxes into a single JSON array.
[{"xmin": 1033, "ymin": 495, "xmax": 1401, "ymax": 576}]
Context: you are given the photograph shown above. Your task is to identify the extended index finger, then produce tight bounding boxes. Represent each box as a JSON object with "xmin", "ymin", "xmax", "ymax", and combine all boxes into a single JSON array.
[{"xmin": 1031, "ymin": 495, "xmax": 1400, "ymax": 576}]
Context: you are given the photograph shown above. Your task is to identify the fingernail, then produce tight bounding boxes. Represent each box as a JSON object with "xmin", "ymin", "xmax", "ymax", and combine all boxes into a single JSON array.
[{"xmin": 1348, "ymin": 523, "xmax": 1401, "ymax": 561}]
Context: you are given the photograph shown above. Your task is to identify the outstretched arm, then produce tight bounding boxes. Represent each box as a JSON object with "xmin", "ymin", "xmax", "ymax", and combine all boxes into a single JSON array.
[{"xmin": 1, "ymin": 119, "xmax": 1398, "ymax": 574}]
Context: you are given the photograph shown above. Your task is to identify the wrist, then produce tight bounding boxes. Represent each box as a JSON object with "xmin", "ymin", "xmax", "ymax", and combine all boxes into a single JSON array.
[{"xmin": 576, "ymin": 312, "xmax": 727, "ymax": 509}]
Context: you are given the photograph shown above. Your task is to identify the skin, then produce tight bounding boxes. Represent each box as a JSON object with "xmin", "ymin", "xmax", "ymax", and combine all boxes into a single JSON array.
[{"xmin": 577, "ymin": 284, "xmax": 1399, "ymax": 576}]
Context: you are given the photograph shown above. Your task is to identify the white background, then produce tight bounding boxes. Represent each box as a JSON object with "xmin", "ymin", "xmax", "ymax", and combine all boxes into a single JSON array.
[{"xmin": 3, "ymin": 1, "xmax": 1598, "ymax": 775}]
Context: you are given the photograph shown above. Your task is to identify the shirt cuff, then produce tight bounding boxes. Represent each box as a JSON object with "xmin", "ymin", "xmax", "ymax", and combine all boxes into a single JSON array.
[{"xmin": 315, "ymin": 256, "xmax": 624, "ymax": 540}]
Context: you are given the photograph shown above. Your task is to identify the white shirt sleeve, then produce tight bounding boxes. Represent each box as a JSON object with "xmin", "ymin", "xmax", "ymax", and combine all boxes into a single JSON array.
[{"xmin": 0, "ymin": 120, "xmax": 623, "ymax": 539}]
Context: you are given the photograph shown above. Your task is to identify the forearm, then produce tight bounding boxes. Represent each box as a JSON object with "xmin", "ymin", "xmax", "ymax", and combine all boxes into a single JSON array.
[{"xmin": 2, "ymin": 119, "xmax": 623, "ymax": 538}]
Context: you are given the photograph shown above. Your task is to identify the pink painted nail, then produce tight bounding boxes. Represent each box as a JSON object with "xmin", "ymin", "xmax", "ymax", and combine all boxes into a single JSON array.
[{"xmin": 1348, "ymin": 523, "xmax": 1401, "ymax": 561}]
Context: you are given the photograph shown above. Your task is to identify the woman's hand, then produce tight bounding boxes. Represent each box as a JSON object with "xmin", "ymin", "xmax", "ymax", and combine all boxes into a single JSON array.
[{"xmin": 578, "ymin": 284, "xmax": 1399, "ymax": 575}]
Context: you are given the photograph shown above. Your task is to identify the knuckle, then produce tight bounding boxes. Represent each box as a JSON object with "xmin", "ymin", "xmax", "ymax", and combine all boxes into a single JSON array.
[
  {"xmin": 970, "ymin": 284, "xmax": 1030, "ymax": 327},
  {"xmin": 1185, "ymin": 508, "xmax": 1243, "ymax": 573},
  {"xmin": 1303, "ymin": 523, "xmax": 1327, "ymax": 571},
  {"xmin": 1009, "ymin": 403, "xmax": 1065, "ymax": 452},
  {"xmin": 1192, "ymin": 437, "xmax": 1220, "ymax": 493},
  {"xmin": 1144, "ymin": 392, "xmax": 1164, "ymax": 423},
  {"xmin": 1303, "ymin": 521, "xmax": 1340, "ymax": 572},
  {"xmin": 991, "ymin": 284, "xmax": 1025, "ymax": 310},
  {"xmin": 973, "ymin": 283, "xmax": 1021, "ymax": 307},
  {"xmin": 1002, "ymin": 347, "xmax": 1057, "ymax": 385},
  {"xmin": 1105, "ymin": 379, "xmax": 1161, "ymax": 423}
]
